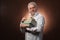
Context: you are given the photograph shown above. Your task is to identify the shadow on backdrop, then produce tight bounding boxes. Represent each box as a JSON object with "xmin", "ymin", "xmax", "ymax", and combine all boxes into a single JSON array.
[{"xmin": 1, "ymin": 0, "xmax": 60, "ymax": 40}]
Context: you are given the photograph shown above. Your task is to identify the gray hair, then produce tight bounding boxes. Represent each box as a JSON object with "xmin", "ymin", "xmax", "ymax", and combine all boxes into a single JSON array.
[{"xmin": 28, "ymin": 2, "xmax": 38, "ymax": 8}]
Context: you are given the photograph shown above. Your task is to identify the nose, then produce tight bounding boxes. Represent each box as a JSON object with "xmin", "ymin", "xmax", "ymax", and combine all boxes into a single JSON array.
[{"xmin": 31, "ymin": 9, "xmax": 34, "ymax": 11}]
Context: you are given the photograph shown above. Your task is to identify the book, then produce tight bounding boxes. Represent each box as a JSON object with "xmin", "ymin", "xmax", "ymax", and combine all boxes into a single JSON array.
[{"xmin": 22, "ymin": 17, "xmax": 37, "ymax": 28}]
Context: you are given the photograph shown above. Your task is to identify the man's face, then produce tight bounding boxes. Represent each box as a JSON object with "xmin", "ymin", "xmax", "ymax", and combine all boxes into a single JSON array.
[{"xmin": 28, "ymin": 4, "xmax": 37, "ymax": 15}]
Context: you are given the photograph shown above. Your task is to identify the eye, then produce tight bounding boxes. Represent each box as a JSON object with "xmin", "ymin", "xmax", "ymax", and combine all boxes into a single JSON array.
[
  {"xmin": 30, "ymin": 8, "xmax": 32, "ymax": 9},
  {"xmin": 32, "ymin": 7, "xmax": 35, "ymax": 8}
]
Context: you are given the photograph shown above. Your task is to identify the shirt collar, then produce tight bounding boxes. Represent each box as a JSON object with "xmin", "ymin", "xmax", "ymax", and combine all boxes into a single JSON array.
[{"xmin": 34, "ymin": 12, "xmax": 38, "ymax": 17}]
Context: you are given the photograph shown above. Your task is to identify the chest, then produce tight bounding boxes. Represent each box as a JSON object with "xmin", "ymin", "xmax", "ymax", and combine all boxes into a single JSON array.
[{"xmin": 33, "ymin": 15, "xmax": 39, "ymax": 22}]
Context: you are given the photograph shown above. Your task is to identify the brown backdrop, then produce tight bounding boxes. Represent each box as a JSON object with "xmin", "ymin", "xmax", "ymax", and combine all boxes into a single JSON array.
[{"xmin": 1, "ymin": 0, "xmax": 60, "ymax": 40}]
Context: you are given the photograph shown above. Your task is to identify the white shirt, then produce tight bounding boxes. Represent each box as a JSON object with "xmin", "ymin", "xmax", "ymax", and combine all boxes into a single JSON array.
[
  {"xmin": 26, "ymin": 12, "xmax": 45, "ymax": 32},
  {"xmin": 20, "ymin": 12, "xmax": 45, "ymax": 40}
]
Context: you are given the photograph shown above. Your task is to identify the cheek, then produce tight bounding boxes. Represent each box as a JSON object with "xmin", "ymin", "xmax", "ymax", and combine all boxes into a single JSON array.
[
  {"xmin": 34, "ymin": 8, "xmax": 36, "ymax": 11},
  {"xmin": 28, "ymin": 9, "xmax": 31, "ymax": 12},
  {"xmin": 29, "ymin": 9, "xmax": 32, "ymax": 11}
]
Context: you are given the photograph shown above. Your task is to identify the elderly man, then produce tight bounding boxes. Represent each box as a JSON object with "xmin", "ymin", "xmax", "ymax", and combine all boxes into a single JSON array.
[{"xmin": 20, "ymin": 2, "xmax": 45, "ymax": 40}]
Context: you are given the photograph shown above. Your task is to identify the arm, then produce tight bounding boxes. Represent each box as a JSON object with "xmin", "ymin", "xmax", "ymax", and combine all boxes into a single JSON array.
[
  {"xmin": 20, "ymin": 18, "xmax": 27, "ymax": 33},
  {"xmin": 20, "ymin": 21, "xmax": 28, "ymax": 32},
  {"xmin": 20, "ymin": 18, "xmax": 29, "ymax": 32},
  {"xmin": 26, "ymin": 16, "xmax": 45, "ymax": 33},
  {"xmin": 20, "ymin": 21, "xmax": 24, "ymax": 32}
]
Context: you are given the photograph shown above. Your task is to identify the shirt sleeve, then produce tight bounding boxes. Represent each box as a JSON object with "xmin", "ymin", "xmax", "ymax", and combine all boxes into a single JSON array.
[
  {"xmin": 20, "ymin": 21, "xmax": 25, "ymax": 33},
  {"xmin": 26, "ymin": 16, "xmax": 45, "ymax": 32},
  {"xmin": 20, "ymin": 21, "xmax": 23, "ymax": 32}
]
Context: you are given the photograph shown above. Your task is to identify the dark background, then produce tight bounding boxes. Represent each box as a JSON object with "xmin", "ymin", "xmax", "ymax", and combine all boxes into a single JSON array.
[{"xmin": 1, "ymin": 0, "xmax": 60, "ymax": 40}]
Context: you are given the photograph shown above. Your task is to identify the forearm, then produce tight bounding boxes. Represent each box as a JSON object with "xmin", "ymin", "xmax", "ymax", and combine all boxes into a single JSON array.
[
  {"xmin": 26, "ymin": 26, "xmax": 43, "ymax": 33},
  {"xmin": 26, "ymin": 17, "xmax": 45, "ymax": 33}
]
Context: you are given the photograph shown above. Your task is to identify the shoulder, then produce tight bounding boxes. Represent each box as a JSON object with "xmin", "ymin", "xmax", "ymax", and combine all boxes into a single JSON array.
[{"xmin": 37, "ymin": 13, "xmax": 44, "ymax": 18}]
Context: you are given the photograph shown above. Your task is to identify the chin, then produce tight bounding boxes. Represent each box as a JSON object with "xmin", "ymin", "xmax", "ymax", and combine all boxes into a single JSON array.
[{"xmin": 31, "ymin": 12, "xmax": 35, "ymax": 14}]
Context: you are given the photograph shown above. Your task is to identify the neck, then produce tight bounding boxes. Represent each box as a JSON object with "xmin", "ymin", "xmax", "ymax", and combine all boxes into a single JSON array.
[{"xmin": 31, "ymin": 13, "xmax": 35, "ymax": 16}]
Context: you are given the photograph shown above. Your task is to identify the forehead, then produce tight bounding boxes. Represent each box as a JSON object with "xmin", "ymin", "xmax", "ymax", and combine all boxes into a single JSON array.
[{"xmin": 28, "ymin": 4, "xmax": 35, "ymax": 8}]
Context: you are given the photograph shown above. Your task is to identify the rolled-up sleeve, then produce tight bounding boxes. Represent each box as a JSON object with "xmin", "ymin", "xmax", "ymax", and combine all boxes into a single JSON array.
[
  {"xmin": 20, "ymin": 21, "xmax": 25, "ymax": 33},
  {"xmin": 26, "ymin": 16, "xmax": 45, "ymax": 32},
  {"xmin": 20, "ymin": 21, "xmax": 23, "ymax": 32}
]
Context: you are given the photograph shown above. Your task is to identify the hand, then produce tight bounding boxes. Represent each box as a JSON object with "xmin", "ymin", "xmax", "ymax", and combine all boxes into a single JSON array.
[
  {"xmin": 20, "ymin": 24, "xmax": 29, "ymax": 28},
  {"xmin": 26, "ymin": 28, "xmax": 37, "ymax": 32},
  {"xmin": 21, "ymin": 17, "xmax": 26, "ymax": 22},
  {"xmin": 26, "ymin": 28, "xmax": 30, "ymax": 30}
]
